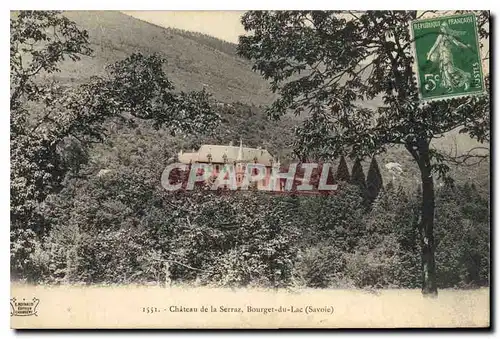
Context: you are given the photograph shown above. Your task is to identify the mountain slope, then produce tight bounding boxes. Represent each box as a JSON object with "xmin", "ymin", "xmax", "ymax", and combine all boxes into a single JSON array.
[{"xmin": 50, "ymin": 11, "xmax": 274, "ymax": 106}]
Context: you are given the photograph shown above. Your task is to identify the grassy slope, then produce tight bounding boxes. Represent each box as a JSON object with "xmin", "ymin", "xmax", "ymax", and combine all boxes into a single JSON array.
[
  {"xmin": 53, "ymin": 11, "xmax": 275, "ymax": 106},
  {"xmin": 57, "ymin": 11, "xmax": 488, "ymax": 194}
]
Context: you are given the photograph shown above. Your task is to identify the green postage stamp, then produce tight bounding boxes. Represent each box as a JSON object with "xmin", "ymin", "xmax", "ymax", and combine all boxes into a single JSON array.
[{"xmin": 410, "ymin": 13, "xmax": 485, "ymax": 101}]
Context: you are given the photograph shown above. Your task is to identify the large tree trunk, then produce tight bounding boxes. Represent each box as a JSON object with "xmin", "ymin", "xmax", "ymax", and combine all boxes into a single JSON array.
[
  {"xmin": 406, "ymin": 141, "xmax": 438, "ymax": 297},
  {"xmin": 418, "ymin": 144, "xmax": 438, "ymax": 297}
]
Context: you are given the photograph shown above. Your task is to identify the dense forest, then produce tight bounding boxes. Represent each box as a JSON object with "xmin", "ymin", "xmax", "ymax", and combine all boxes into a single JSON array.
[{"xmin": 11, "ymin": 11, "xmax": 489, "ymax": 290}]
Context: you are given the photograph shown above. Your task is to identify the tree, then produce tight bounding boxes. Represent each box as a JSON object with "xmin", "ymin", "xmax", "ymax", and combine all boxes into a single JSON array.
[
  {"xmin": 366, "ymin": 156, "xmax": 383, "ymax": 204},
  {"xmin": 10, "ymin": 11, "xmax": 219, "ymax": 235},
  {"xmin": 238, "ymin": 10, "xmax": 490, "ymax": 295},
  {"xmin": 335, "ymin": 155, "xmax": 350, "ymax": 182},
  {"xmin": 350, "ymin": 158, "xmax": 366, "ymax": 190},
  {"xmin": 11, "ymin": 11, "xmax": 92, "ymax": 232}
]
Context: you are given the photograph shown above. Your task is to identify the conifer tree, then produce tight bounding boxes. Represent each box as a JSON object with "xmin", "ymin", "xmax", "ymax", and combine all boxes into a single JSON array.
[
  {"xmin": 335, "ymin": 155, "xmax": 350, "ymax": 182},
  {"xmin": 350, "ymin": 158, "xmax": 366, "ymax": 190},
  {"xmin": 366, "ymin": 156, "xmax": 383, "ymax": 203}
]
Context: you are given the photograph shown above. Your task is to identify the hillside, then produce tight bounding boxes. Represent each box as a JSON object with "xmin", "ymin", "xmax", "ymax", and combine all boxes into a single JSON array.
[{"xmin": 49, "ymin": 11, "xmax": 275, "ymax": 106}]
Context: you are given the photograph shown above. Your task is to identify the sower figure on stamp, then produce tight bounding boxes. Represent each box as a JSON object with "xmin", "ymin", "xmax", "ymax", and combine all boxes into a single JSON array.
[{"xmin": 426, "ymin": 22, "xmax": 472, "ymax": 92}]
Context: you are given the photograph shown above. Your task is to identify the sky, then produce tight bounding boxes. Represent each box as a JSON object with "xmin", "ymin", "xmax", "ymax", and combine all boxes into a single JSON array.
[{"xmin": 122, "ymin": 11, "xmax": 246, "ymax": 43}]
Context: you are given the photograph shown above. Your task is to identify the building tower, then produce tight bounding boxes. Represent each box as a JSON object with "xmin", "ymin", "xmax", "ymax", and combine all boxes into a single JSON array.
[{"xmin": 235, "ymin": 139, "xmax": 245, "ymax": 186}]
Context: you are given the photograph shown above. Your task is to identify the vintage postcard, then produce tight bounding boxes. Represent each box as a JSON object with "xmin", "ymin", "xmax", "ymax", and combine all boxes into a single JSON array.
[{"xmin": 10, "ymin": 10, "xmax": 490, "ymax": 329}]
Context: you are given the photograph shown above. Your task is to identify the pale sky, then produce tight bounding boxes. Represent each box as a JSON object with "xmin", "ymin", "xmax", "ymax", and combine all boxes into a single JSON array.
[{"xmin": 122, "ymin": 11, "xmax": 246, "ymax": 43}]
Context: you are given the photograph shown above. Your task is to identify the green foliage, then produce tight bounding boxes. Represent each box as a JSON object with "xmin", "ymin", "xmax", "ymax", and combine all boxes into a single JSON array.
[
  {"xmin": 104, "ymin": 53, "xmax": 220, "ymax": 133},
  {"xmin": 10, "ymin": 11, "xmax": 218, "ymax": 236},
  {"xmin": 350, "ymin": 158, "xmax": 366, "ymax": 191},
  {"xmin": 15, "ymin": 158, "xmax": 489, "ymax": 290},
  {"xmin": 291, "ymin": 185, "xmax": 366, "ymax": 288},
  {"xmin": 11, "ymin": 229, "xmax": 43, "ymax": 282},
  {"xmin": 38, "ymin": 179, "xmax": 300, "ymax": 287},
  {"xmin": 10, "ymin": 10, "xmax": 92, "ymax": 109},
  {"xmin": 294, "ymin": 244, "xmax": 350, "ymax": 288},
  {"xmin": 359, "ymin": 184, "xmax": 421, "ymax": 288},
  {"xmin": 300, "ymin": 185, "xmax": 365, "ymax": 250},
  {"xmin": 11, "ymin": 10, "xmax": 93, "ymax": 231},
  {"xmin": 335, "ymin": 155, "xmax": 350, "ymax": 182},
  {"xmin": 434, "ymin": 183, "xmax": 490, "ymax": 287},
  {"xmin": 200, "ymin": 195, "xmax": 300, "ymax": 287},
  {"xmin": 344, "ymin": 234, "xmax": 404, "ymax": 289},
  {"xmin": 366, "ymin": 156, "xmax": 383, "ymax": 204}
]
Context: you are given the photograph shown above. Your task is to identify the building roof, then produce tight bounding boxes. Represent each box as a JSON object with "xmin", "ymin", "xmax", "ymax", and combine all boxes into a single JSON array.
[{"xmin": 178, "ymin": 141, "xmax": 275, "ymax": 166}]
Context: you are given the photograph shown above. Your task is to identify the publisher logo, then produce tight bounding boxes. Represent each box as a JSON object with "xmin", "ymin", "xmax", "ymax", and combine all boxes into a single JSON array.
[{"xmin": 10, "ymin": 297, "xmax": 40, "ymax": 317}]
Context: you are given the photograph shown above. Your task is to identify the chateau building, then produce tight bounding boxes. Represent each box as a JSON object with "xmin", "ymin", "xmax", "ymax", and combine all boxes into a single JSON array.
[{"xmin": 177, "ymin": 140, "xmax": 284, "ymax": 191}]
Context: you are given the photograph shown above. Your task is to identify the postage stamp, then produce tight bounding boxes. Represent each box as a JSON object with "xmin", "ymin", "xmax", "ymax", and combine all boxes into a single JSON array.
[
  {"xmin": 410, "ymin": 13, "xmax": 486, "ymax": 101},
  {"xmin": 10, "ymin": 10, "xmax": 490, "ymax": 329}
]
